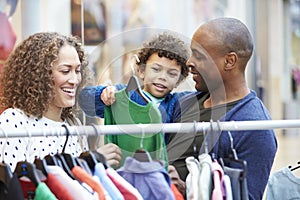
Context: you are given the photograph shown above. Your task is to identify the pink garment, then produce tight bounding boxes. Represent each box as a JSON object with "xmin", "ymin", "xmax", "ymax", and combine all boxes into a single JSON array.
[
  {"xmin": 46, "ymin": 173, "xmax": 75, "ymax": 200},
  {"xmin": 0, "ymin": 12, "xmax": 16, "ymax": 61},
  {"xmin": 211, "ymin": 160, "xmax": 225, "ymax": 200},
  {"xmin": 106, "ymin": 167, "xmax": 143, "ymax": 200}
]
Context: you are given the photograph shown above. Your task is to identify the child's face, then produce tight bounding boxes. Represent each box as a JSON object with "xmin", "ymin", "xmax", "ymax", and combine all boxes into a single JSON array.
[{"xmin": 139, "ymin": 53, "xmax": 182, "ymax": 98}]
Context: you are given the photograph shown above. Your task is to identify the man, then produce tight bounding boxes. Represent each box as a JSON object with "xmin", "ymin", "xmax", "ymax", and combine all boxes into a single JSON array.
[{"xmin": 167, "ymin": 17, "xmax": 277, "ymax": 200}]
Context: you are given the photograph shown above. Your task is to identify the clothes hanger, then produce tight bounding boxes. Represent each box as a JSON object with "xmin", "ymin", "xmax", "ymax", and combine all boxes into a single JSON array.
[
  {"xmin": 49, "ymin": 124, "xmax": 77, "ymax": 180},
  {"xmin": 14, "ymin": 161, "xmax": 41, "ymax": 187},
  {"xmin": 0, "ymin": 128, "xmax": 13, "ymax": 186},
  {"xmin": 92, "ymin": 150, "xmax": 109, "ymax": 169},
  {"xmin": 218, "ymin": 130, "xmax": 247, "ymax": 180},
  {"xmin": 79, "ymin": 123, "xmax": 108, "ymax": 170},
  {"xmin": 13, "ymin": 126, "xmax": 41, "ymax": 187},
  {"xmin": 125, "ymin": 54, "xmax": 150, "ymax": 104},
  {"xmin": 34, "ymin": 158, "xmax": 48, "ymax": 177},
  {"xmin": 192, "ymin": 121, "xmax": 198, "ymax": 159},
  {"xmin": 79, "ymin": 151, "xmax": 98, "ymax": 172},
  {"xmin": 87, "ymin": 123, "xmax": 109, "ymax": 169},
  {"xmin": 132, "ymin": 125, "xmax": 152, "ymax": 162},
  {"xmin": 58, "ymin": 125, "xmax": 78, "ymax": 169},
  {"xmin": 75, "ymin": 157, "xmax": 93, "ymax": 175}
]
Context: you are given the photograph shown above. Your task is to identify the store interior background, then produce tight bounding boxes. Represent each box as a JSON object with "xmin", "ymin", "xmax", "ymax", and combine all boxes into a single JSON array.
[{"xmin": 2, "ymin": 0, "xmax": 300, "ymax": 198}]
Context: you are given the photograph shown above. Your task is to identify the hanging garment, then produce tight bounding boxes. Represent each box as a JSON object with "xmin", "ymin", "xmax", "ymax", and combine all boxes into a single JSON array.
[
  {"xmin": 223, "ymin": 175, "xmax": 233, "ymax": 200},
  {"xmin": 211, "ymin": 160, "xmax": 225, "ymax": 200},
  {"xmin": 198, "ymin": 153, "xmax": 213, "ymax": 200},
  {"xmin": 185, "ymin": 153, "xmax": 213, "ymax": 200},
  {"xmin": 34, "ymin": 182, "xmax": 57, "ymax": 200},
  {"xmin": 117, "ymin": 157, "xmax": 175, "ymax": 200},
  {"xmin": 223, "ymin": 166, "xmax": 249, "ymax": 200},
  {"xmin": 266, "ymin": 167, "xmax": 300, "ymax": 200},
  {"xmin": 94, "ymin": 162, "xmax": 124, "ymax": 200},
  {"xmin": 104, "ymin": 88, "xmax": 168, "ymax": 167},
  {"xmin": 185, "ymin": 156, "xmax": 200, "ymax": 200},
  {"xmin": 47, "ymin": 165, "xmax": 97, "ymax": 200},
  {"xmin": 0, "ymin": 173, "xmax": 24, "ymax": 200},
  {"xmin": 106, "ymin": 167, "xmax": 143, "ymax": 200},
  {"xmin": 170, "ymin": 183, "xmax": 184, "ymax": 200},
  {"xmin": 72, "ymin": 166, "xmax": 107, "ymax": 200},
  {"xmin": 18, "ymin": 178, "xmax": 57, "ymax": 200},
  {"xmin": 0, "ymin": 12, "xmax": 16, "ymax": 61},
  {"xmin": 45, "ymin": 173, "xmax": 74, "ymax": 200}
]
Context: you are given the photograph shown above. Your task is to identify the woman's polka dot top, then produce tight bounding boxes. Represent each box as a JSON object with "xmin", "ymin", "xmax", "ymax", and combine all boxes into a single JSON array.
[{"xmin": 0, "ymin": 108, "xmax": 88, "ymax": 171}]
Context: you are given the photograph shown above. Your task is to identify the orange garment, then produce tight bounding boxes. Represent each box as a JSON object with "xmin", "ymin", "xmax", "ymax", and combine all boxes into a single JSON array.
[
  {"xmin": 71, "ymin": 166, "xmax": 106, "ymax": 200},
  {"xmin": 171, "ymin": 183, "xmax": 184, "ymax": 200}
]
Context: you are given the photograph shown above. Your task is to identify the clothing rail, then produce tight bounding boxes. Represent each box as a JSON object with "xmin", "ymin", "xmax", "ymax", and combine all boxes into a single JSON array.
[{"xmin": 1, "ymin": 119, "xmax": 300, "ymax": 138}]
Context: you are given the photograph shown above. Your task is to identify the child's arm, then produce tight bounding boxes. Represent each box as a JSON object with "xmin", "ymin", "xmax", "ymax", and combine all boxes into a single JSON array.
[{"xmin": 78, "ymin": 84, "xmax": 126, "ymax": 118}]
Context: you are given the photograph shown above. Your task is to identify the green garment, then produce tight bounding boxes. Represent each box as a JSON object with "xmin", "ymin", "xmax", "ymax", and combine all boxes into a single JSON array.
[
  {"xmin": 34, "ymin": 182, "xmax": 57, "ymax": 200},
  {"xmin": 104, "ymin": 88, "xmax": 168, "ymax": 168}
]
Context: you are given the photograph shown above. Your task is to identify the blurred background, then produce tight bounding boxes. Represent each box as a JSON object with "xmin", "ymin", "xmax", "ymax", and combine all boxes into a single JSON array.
[{"xmin": 1, "ymin": 0, "xmax": 300, "ymax": 198}]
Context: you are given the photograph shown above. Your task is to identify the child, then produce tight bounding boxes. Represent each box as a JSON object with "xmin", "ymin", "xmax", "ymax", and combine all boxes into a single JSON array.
[{"xmin": 79, "ymin": 32, "xmax": 194, "ymax": 167}]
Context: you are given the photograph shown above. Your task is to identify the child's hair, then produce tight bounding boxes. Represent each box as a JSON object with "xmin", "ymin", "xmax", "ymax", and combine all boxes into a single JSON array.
[{"xmin": 136, "ymin": 32, "xmax": 190, "ymax": 83}]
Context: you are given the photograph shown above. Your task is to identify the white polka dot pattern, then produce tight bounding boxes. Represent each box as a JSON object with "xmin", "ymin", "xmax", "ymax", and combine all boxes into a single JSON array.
[{"xmin": 0, "ymin": 108, "xmax": 88, "ymax": 170}]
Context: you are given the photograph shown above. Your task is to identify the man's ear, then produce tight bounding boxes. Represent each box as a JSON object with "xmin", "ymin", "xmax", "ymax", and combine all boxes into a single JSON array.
[{"xmin": 224, "ymin": 52, "xmax": 237, "ymax": 71}]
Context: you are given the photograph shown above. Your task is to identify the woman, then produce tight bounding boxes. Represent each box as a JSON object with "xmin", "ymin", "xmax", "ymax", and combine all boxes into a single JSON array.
[{"xmin": 0, "ymin": 32, "xmax": 121, "ymax": 170}]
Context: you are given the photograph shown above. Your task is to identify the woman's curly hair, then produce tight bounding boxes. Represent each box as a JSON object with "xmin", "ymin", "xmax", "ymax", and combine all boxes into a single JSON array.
[
  {"xmin": 137, "ymin": 32, "xmax": 190, "ymax": 83},
  {"xmin": 0, "ymin": 32, "xmax": 89, "ymax": 120}
]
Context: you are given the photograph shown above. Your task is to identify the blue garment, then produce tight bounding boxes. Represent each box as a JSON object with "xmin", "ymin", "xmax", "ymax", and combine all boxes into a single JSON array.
[
  {"xmin": 266, "ymin": 167, "xmax": 300, "ymax": 200},
  {"xmin": 168, "ymin": 90, "xmax": 277, "ymax": 200},
  {"xmin": 117, "ymin": 157, "xmax": 175, "ymax": 200},
  {"xmin": 78, "ymin": 85, "xmax": 193, "ymax": 123},
  {"xmin": 94, "ymin": 163, "xmax": 124, "ymax": 200}
]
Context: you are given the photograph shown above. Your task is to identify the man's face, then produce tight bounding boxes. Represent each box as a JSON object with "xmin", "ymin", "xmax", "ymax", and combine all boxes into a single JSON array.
[{"xmin": 186, "ymin": 28, "xmax": 225, "ymax": 93}]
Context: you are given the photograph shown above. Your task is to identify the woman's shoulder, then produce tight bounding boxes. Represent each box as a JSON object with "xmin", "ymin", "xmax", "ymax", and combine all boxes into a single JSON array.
[
  {"xmin": 0, "ymin": 108, "xmax": 27, "ymax": 119},
  {"xmin": 0, "ymin": 108, "xmax": 66, "ymax": 129}
]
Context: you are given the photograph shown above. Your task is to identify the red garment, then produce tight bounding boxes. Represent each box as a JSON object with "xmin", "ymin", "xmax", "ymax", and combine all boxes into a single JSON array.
[
  {"xmin": 46, "ymin": 173, "xmax": 74, "ymax": 200},
  {"xmin": 171, "ymin": 184, "xmax": 184, "ymax": 200},
  {"xmin": 19, "ymin": 178, "xmax": 36, "ymax": 199},
  {"xmin": 0, "ymin": 12, "xmax": 16, "ymax": 60},
  {"xmin": 72, "ymin": 166, "xmax": 106, "ymax": 200}
]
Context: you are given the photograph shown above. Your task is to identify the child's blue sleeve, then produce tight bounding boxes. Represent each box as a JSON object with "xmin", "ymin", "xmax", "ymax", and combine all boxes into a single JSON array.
[
  {"xmin": 78, "ymin": 84, "xmax": 127, "ymax": 118},
  {"xmin": 79, "ymin": 85, "xmax": 107, "ymax": 117}
]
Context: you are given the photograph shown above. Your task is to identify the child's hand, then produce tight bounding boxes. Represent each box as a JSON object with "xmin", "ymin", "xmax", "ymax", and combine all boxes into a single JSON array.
[{"xmin": 101, "ymin": 86, "xmax": 116, "ymax": 105}]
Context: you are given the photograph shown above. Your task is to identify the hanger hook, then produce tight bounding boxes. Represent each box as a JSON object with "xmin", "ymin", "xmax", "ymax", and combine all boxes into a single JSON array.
[
  {"xmin": 62, "ymin": 124, "xmax": 70, "ymax": 153},
  {"xmin": 139, "ymin": 124, "xmax": 145, "ymax": 149},
  {"xmin": 192, "ymin": 121, "xmax": 198, "ymax": 158},
  {"xmin": 201, "ymin": 122, "xmax": 208, "ymax": 154},
  {"xmin": 130, "ymin": 54, "xmax": 140, "ymax": 75},
  {"xmin": 90, "ymin": 123, "xmax": 101, "ymax": 150},
  {"xmin": 24, "ymin": 125, "xmax": 32, "ymax": 161},
  {"xmin": 227, "ymin": 131, "xmax": 234, "ymax": 150}
]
